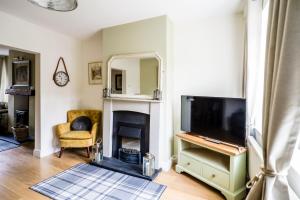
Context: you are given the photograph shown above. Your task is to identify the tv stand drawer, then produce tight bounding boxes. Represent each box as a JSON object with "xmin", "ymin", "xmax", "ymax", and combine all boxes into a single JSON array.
[
  {"xmin": 179, "ymin": 153, "xmax": 201, "ymax": 175},
  {"xmin": 202, "ymin": 164, "xmax": 229, "ymax": 190}
]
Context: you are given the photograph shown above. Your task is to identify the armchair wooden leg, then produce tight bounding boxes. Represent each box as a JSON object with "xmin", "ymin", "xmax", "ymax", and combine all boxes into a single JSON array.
[
  {"xmin": 86, "ymin": 147, "xmax": 90, "ymax": 158},
  {"xmin": 59, "ymin": 147, "xmax": 64, "ymax": 158}
]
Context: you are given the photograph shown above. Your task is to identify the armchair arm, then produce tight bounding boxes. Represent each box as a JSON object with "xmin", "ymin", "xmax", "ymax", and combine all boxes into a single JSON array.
[
  {"xmin": 91, "ymin": 122, "xmax": 98, "ymax": 144},
  {"xmin": 56, "ymin": 122, "xmax": 71, "ymax": 138}
]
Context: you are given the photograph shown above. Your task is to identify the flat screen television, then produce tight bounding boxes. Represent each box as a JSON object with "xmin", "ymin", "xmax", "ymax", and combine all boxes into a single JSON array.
[{"xmin": 181, "ymin": 96, "xmax": 246, "ymax": 147}]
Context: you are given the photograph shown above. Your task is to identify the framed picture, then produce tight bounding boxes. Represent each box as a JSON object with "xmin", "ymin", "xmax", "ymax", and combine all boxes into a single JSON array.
[
  {"xmin": 88, "ymin": 62, "xmax": 102, "ymax": 85},
  {"xmin": 115, "ymin": 74, "xmax": 122, "ymax": 91},
  {"xmin": 13, "ymin": 60, "xmax": 30, "ymax": 86}
]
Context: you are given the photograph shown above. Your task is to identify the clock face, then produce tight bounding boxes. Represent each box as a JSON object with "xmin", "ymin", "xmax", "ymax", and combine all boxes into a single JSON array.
[{"xmin": 54, "ymin": 71, "xmax": 69, "ymax": 87}]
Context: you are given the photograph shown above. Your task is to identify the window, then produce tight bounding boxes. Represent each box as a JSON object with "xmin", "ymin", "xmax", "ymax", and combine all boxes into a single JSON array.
[{"xmin": 247, "ymin": 1, "xmax": 269, "ymax": 144}]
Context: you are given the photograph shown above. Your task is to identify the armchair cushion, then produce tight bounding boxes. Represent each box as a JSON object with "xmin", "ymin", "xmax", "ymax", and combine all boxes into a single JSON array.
[
  {"xmin": 60, "ymin": 131, "xmax": 92, "ymax": 140},
  {"xmin": 71, "ymin": 116, "xmax": 92, "ymax": 131}
]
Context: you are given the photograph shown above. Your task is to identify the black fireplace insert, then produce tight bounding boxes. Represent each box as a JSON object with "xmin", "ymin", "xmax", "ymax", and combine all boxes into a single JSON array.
[{"xmin": 112, "ymin": 111, "xmax": 150, "ymax": 165}]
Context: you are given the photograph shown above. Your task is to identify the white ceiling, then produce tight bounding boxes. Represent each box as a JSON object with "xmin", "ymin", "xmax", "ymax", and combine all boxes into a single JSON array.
[{"xmin": 0, "ymin": 0, "xmax": 245, "ymax": 39}]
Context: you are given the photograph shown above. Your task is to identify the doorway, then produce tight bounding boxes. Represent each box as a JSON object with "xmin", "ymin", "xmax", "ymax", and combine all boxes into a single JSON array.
[{"xmin": 0, "ymin": 45, "xmax": 40, "ymax": 154}]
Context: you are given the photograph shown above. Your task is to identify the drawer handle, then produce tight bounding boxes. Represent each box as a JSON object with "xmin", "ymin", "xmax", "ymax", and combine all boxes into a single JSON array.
[
  {"xmin": 187, "ymin": 162, "xmax": 190, "ymax": 166},
  {"xmin": 211, "ymin": 174, "xmax": 216, "ymax": 178}
]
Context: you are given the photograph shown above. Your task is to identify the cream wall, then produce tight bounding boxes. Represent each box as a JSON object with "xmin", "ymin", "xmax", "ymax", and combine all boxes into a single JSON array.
[
  {"xmin": 80, "ymin": 31, "xmax": 103, "ymax": 109},
  {"xmin": 172, "ymin": 15, "xmax": 245, "ymax": 142},
  {"xmin": 0, "ymin": 11, "xmax": 82, "ymax": 157}
]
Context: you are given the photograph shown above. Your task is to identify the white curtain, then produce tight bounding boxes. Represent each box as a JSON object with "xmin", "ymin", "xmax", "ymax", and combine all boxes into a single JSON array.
[
  {"xmin": 246, "ymin": 0, "xmax": 300, "ymax": 199},
  {"xmin": 0, "ymin": 57, "xmax": 8, "ymax": 102}
]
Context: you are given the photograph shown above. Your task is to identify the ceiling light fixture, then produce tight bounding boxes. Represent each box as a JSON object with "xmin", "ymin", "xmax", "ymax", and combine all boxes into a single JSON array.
[{"xmin": 28, "ymin": 0, "xmax": 78, "ymax": 12}]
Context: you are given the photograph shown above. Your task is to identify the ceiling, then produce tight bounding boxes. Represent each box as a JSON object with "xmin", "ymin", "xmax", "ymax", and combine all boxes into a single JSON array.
[{"xmin": 0, "ymin": 0, "xmax": 245, "ymax": 39}]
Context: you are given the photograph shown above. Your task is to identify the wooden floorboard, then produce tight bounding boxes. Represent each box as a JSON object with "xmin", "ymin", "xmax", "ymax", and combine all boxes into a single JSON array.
[{"xmin": 0, "ymin": 142, "xmax": 225, "ymax": 200}]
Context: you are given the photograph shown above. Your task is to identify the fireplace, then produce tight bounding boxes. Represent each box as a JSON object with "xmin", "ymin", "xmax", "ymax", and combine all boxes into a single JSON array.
[
  {"xmin": 112, "ymin": 111, "xmax": 150, "ymax": 165},
  {"xmin": 15, "ymin": 110, "xmax": 29, "ymax": 126},
  {"xmin": 92, "ymin": 108, "xmax": 161, "ymax": 180},
  {"xmin": 96, "ymin": 99, "xmax": 166, "ymax": 180}
]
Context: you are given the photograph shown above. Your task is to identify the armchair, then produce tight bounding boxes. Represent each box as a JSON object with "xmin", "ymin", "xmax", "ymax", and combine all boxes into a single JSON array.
[{"xmin": 56, "ymin": 110, "xmax": 102, "ymax": 158}]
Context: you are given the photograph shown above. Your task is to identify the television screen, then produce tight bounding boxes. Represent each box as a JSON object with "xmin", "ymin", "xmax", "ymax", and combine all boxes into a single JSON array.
[{"xmin": 181, "ymin": 96, "xmax": 246, "ymax": 147}]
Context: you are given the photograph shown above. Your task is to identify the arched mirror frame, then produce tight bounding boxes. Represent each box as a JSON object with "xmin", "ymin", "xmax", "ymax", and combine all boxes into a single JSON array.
[{"xmin": 106, "ymin": 52, "xmax": 163, "ymax": 100}]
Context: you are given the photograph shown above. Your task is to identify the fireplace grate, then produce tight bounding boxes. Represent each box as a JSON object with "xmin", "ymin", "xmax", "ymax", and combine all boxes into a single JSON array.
[{"xmin": 118, "ymin": 148, "xmax": 141, "ymax": 165}]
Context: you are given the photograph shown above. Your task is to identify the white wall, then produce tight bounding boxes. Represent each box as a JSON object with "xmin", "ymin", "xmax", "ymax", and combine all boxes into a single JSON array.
[
  {"xmin": 80, "ymin": 31, "xmax": 103, "ymax": 109},
  {"xmin": 0, "ymin": 11, "xmax": 82, "ymax": 157},
  {"xmin": 172, "ymin": 15, "xmax": 245, "ymax": 148}
]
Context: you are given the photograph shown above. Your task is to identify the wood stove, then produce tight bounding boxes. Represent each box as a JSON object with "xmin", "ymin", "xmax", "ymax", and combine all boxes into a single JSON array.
[{"xmin": 15, "ymin": 110, "xmax": 29, "ymax": 126}]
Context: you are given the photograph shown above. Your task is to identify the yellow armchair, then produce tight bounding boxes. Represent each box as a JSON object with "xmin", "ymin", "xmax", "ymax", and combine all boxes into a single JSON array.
[{"xmin": 56, "ymin": 110, "xmax": 102, "ymax": 158}]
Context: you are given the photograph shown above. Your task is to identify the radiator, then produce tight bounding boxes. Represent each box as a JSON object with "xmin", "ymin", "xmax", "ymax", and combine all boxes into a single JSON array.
[{"xmin": 247, "ymin": 136, "xmax": 263, "ymax": 179}]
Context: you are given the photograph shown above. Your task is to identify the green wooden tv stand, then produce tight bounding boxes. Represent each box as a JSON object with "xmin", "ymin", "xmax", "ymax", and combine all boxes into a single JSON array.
[{"xmin": 176, "ymin": 133, "xmax": 247, "ymax": 200}]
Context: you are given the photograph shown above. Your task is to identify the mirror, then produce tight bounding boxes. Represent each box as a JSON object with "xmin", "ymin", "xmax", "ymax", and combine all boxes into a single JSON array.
[{"xmin": 107, "ymin": 53, "xmax": 162, "ymax": 99}]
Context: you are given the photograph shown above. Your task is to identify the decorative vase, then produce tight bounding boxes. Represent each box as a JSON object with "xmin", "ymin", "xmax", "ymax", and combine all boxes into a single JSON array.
[
  {"xmin": 143, "ymin": 153, "xmax": 155, "ymax": 176},
  {"xmin": 92, "ymin": 139, "xmax": 103, "ymax": 163}
]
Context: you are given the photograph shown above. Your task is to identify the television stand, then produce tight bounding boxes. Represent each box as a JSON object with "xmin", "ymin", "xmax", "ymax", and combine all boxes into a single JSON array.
[{"xmin": 176, "ymin": 133, "xmax": 247, "ymax": 200}]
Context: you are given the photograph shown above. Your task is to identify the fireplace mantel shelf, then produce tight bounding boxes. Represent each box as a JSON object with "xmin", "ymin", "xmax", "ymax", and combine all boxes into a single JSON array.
[
  {"xmin": 5, "ymin": 88, "xmax": 35, "ymax": 96},
  {"xmin": 104, "ymin": 97, "xmax": 162, "ymax": 103}
]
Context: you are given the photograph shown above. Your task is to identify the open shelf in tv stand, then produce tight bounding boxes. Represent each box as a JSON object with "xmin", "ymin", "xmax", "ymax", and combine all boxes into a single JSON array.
[{"xmin": 176, "ymin": 133, "xmax": 247, "ymax": 200}]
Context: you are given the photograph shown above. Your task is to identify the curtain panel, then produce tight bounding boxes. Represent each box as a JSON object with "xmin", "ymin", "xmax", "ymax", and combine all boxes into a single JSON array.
[
  {"xmin": 0, "ymin": 57, "xmax": 8, "ymax": 102},
  {"xmin": 246, "ymin": 0, "xmax": 300, "ymax": 199}
]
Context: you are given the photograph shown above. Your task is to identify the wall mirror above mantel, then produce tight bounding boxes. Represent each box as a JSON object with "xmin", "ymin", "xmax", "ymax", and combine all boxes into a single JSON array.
[{"xmin": 107, "ymin": 52, "xmax": 163, "ymax": 100}]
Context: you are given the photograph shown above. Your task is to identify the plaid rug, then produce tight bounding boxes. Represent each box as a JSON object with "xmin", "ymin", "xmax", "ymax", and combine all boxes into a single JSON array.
[
  {"xmin": 31, "ymin": 163, "xmax": 166, "ymax": 200},
  {"xmin": 0, "ymin": 139, "xmax": 19, "ymax": 152}
]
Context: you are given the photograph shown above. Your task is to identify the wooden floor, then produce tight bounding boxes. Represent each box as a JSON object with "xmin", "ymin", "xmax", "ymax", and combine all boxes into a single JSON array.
[{"xmin": 0, "ymin": 142, "xmax": 225, "ymax": 200}]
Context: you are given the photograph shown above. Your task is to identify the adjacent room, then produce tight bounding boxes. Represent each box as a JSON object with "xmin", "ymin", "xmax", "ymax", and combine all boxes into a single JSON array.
[
  {"xmin": 0, "ymin": 47, "xmax": 36, "ymax": 153},
  {"xmin": 0, "ymin": 0, "xmax": 299, "ymax": 200}
]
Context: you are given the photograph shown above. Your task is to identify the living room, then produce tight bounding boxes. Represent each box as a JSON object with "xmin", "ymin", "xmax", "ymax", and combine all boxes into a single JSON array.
[{"xmin": 0, "ymin": 0, "xmax": 299, "ymax": 200}]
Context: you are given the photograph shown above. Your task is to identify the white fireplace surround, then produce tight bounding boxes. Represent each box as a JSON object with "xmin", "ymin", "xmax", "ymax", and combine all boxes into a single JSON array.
[{"xmin": 103, "ymin": 98, "xmax": 170, "ymax": 170}]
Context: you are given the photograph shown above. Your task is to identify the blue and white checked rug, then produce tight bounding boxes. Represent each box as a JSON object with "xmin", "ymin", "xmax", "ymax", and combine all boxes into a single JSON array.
[
  {"xmin": 0, "ymin": 139, "xmax": 19, "ymax": 152},
  {"xmin": 31, "ymin": 163, "xmax": 166, "ymax": 200}
]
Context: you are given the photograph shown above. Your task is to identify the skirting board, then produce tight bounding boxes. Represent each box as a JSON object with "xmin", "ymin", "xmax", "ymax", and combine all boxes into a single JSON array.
[
  {"xmin": 33, "ymin": 147, "xmax": 61, "ymax": 158},
  {"xmin": 161, "ymin": 157, "xmax": 173, "ymax": 171},
  {"xmin": 33, "ymin": 148, "xmax": 41, "ymax": 158}
]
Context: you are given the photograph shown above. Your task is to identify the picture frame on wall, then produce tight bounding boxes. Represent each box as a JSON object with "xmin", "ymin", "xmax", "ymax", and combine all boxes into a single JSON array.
[
  {"xmin": 88, "ymin": 61, "xmax": 102, "ymax": 85},
  {"xmin": 13, "ymin": 60, "xmax": 30, "ymax": 86}
]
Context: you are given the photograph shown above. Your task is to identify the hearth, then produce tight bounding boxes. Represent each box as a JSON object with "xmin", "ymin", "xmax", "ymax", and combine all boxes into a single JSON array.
[{"xmin": 91, "ymin": 157, "xmax": 161, "ymax": 181}]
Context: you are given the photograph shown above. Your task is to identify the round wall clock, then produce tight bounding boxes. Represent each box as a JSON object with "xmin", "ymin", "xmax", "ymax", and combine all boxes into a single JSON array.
[{"xmin": 53, "ymin": 57, "xmax": 70, "ymax": 87}]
